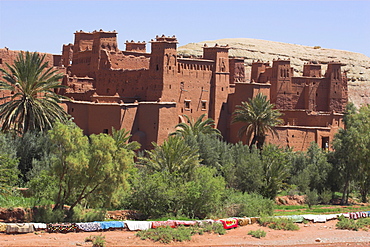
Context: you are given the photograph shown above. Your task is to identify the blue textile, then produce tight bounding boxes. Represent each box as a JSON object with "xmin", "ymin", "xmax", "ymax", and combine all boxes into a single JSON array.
[{"xmin": 95, "ymin": 221, "xmax": 125, "ymax": 230}]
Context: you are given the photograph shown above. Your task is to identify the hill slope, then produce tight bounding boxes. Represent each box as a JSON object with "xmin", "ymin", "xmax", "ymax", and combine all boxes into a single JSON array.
[{"xmin": 179, "ymin": 38, "xmax": 370, "ymax": 108}]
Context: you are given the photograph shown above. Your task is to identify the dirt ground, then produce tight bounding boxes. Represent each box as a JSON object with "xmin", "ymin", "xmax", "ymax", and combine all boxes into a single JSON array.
[{"xmin": 1, "ymin": 219, "xmax": 369, "ymax": 247}]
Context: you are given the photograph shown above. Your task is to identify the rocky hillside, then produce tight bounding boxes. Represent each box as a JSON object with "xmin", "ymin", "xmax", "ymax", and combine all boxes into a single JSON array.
[{"xmin": 178, "ymin": 38, "xmax": 370, "ymax": 108}]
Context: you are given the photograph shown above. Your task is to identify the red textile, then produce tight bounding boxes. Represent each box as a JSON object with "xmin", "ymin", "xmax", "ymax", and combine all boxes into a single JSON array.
[
  {"xmin": 171, "ymin": 220, "xmax": 197, "ymax": 226},
  {"xmin": 218, "ymin": 218, "xmax": 238, "ymax": 229},
  {"xmin": 151, "ymin": 221, "xmax": 177, "ymax": 229}
]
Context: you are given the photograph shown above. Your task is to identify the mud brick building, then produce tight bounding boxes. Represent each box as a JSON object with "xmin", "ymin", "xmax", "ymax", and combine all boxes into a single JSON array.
[{"xmin": 0, "ymin": 30, "xmax": 348, "ymax": 151}]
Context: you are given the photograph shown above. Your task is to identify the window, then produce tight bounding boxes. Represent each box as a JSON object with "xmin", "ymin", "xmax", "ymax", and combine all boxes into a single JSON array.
[
  {"xmin": 184, "ymin": 100, "xmax": 191, "ymax": 110},
  {"xmin": 103, "ymin": 129, "xmax": 109, "ymax": 134},
  {"xmin": 201, "ymin": 101, "xmax": 207, "ymax": 110}
]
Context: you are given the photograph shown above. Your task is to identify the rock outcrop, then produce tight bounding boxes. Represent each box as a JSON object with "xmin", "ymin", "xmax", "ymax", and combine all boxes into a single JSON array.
[{"xmin": 179, "ymin": 38, "xmax": 370, "ymax": 108}]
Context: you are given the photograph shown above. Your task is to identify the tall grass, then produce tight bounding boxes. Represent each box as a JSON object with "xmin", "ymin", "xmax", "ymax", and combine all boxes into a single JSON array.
[
  {"xmin": 274, "ymin": 204, "xmax": 370, "ymax": 216},
  {"xmin": 0, "ymin": 195, "xmax": 53, "ymax": 209}
]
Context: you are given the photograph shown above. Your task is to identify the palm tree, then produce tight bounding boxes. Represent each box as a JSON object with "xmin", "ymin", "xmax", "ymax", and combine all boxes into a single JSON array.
[
  {"xmin": 232, "ymin": 93, "xmax": 283, "ymax": 150},
  {"xmin": 0, "ymin": 51, "xmax": 69, "ymax": 134},
  {"xmin": 170, "ymin": 114, "xmax": 222, "ymax": 138},
  {"xmin": 140, "ymin": 136, "xmax": 200, "ymax": 180},
  {"xmin": 111, "ymin": 127, "xmax": 141, "ymax": 151}
]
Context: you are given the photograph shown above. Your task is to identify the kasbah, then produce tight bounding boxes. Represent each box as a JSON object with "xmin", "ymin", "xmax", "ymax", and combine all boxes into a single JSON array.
[{"xmin": 0, "ymin": 29, "xmax": 347, "ymax": 151}]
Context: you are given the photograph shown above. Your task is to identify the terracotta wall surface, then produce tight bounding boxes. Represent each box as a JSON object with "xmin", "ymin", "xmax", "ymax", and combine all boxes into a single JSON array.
[{"xmin": 0, "ymin": 30, "xmax": 349, "ymax": 151}]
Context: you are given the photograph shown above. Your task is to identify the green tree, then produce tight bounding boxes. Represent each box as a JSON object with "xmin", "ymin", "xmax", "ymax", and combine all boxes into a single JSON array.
[
  {"xmin": 0, "ymin": 156, "xmax": 20, "ymax": 193},
  {"xmin": 111, "ymin": 127, "xmax": 140, "ymax": 151},
  {"xmin": 14, "ymin": 131, "xmax": 50, "ymax": 182},
  {"xmin": 0, "ymin": 134, "xmax": 19, "ymax": 195},
  {"xmin": 289, "ymin": 143, "xmax": 332, "ymax": 194},
  {"xmin": 232, "ymin": 143, "xmax": 263, "ymax": 193},
  {"xmin": 332, "ymin": 103, "xmax": 370, "ymax": 203},
  {"xmin": 128, "ymin": 166, "xmax": 225, "ymax": 219},
  {"xmin": 232, "ymin": 93, "xmax": 283, "ymax": 149},
  {"xmin": 0, "ymin": 51, "xmax": 69, "ymax": 134},
  {"xmin": 28, "ymin": 122, "xmax": 135, "ymax": 211},
  {"xmin": 260, "ymin": 145, "xmax": 291, "ymax": 199},
  {"xmin": 170, "ymin": 114, "xmax": 222, "ymax": 139},
  {"xmin": 140, "ymin": 136, "xmax": 200, "ymax": 180}
]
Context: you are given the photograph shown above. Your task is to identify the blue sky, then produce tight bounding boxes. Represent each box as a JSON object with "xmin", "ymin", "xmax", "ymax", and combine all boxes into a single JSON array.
[{"xmin": 0, "ymin": 0, "xmax": 369, "ymax": 56}]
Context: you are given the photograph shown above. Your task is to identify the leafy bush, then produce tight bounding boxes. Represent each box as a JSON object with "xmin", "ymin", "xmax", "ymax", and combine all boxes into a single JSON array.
[
  {"xmin": 259, "ymin": 217, "xmax": 299, "ymax": 231},
  {"xmin": 136, "ymin": 226, "xmax": 193, "ymax": 244},
  {"xmin": 224, "ymin": 191, "xmax": 274, "ymax": 217},
  {"xmin": 136, "ymin": 224, "xmax": 226, "ymax": 244},
  {"xmin": 68, "ymin": 206, "xmax": 106, "ymax": 222},
  {"xmin": 85, "ymin": 234, "xmax": 106, "ymax": 247},
  {"xmin": 128, "ymin": 166, "xmax": 226, "ymax": 219},
  {"xmin": 336, "ymin": 216, "xmax": 370, "ymax": 231},
  {"xmin": 32, "ymin": 206, "xmax": 64, "ymax": 223},
  {"xmin": 305, "ymin": 189, "xmax": 318, "ymax": 208},
  {"xmin": 248, "ymin": 229, "xmax": 266, "ymax": 238},
  {"xmin": 319, "ymin": 189, "xmax": 332, "ymax": 204}
]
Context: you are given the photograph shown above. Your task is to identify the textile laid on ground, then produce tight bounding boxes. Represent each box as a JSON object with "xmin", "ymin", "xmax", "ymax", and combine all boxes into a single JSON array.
[
  {"xmin": 167, "ymin": 220, "xmax": 197, "ymax": 226},
  {"xmin": 151, "ymin": 220, "xmax": 177, "ymax": 229},
  {"xmin": 31, "ymin": 223, "xmax": 47, "ymax": 230},
  {"xmin": 95, "ymin": 221, "xmax": 125, "ymax": 230},
  {"xmin": 124, "ymin": 221, "xmax": 152, "ymax": 231},
  {"xmin": 76, "ymin": 222, "xmax": 102, "ymax": 232},
  {"xmin": 237, "ymin": 217, "xmax": 251, "ymax": 226},
  {"xmin": 250, "ymin": 217, "xmax": 259, "ymax": 224},
  {"xmin": 47, "ymin": 223, "xmax": 78, "ymax": 233},
  {"xmin": 280, "ymin": 215, "xmax": 305, "ymax": 223},
  {"xmin": 0, "ymin": 223, "xmax": 7, "ymax": 232},
  {"xmin": 301, "ymin": 214, "xmax": 341, "ymax": 223},
  {"xmin": 217, "ymin": 218, "xmax": 238, "ymax": 229},
  {"xmin": 196, "ymin": 219, "xmax": 214, "ymax": 226},
  {"xmin": 349, "ymin": 211, "xmax": 370, "ymax": 220},
  {"xmin": 6, "ymin": 223, "xmax": 34, "ymax": 234}
]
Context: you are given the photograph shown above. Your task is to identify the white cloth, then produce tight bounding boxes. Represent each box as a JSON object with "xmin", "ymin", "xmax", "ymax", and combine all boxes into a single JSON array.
[
  {"xmin": 124, "ymin": 221, "xmax": 152, "ymax": 231},
  {"xmin": 30, "ymin": 223, "xmax": 47, "ymax": 230},
  {"xmin": 6, "ymin": 223, "xmax": 34, "ymax": 233}
]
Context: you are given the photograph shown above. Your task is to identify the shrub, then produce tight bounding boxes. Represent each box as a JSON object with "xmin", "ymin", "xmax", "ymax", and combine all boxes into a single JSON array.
[
  {"xmin": 85, "ymin": 234, "xmax": 106, "ymax": 247},
  {"xmin": 313, "ymin": 46, "xmax": 321, "ymax": 49},
  {"xmin": 136, "ymin": 226, "xmax": 193, "ymax": 244},
  {"xmin": 69, "ymin": 206, "xmax": 106, "ymax": 222},
  {"xmin": 336, "ymin": 216, "xmax": 370, "ymax": 231},
  {"xmin": 305, "ymin": 189, "xmax": 318, "ymax": 209},
  {"xmin": 32, "ymin": 206, "xmax": 64, "ymax": 223},
  {"xmin": 128, "ymin": 166, "xmax": 226, "ymax": 219},
  {"xmin": 224, "ymin": 191, "xmax": 274, "ymax": 217},
  {"xmin": 248, "ymin": 229, "xmax": 266, "ymax": 238},
  {"xmin": 259, "ymin": 217, "xmax": 299, "ymax": 231},
  {"xmin": 136, "ymin": 224, "xmax": 226, "ymax": 244},
  {"xmin": 319, "ymin": 189, "xmax": 332, "ymax": 204}
]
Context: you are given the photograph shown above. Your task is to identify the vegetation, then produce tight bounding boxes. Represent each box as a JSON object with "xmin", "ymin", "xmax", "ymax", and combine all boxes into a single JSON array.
[
  {"xmin": 232, "ymin": 93, "xmax": 283, "ymax": 149},
  {"xmin": 27, "ymin": 121, "xmax": 135, "ymax": 214},
  {"xmin": 2, "ymin": 53, "xmax": 370, "ymax": 226},
  {"xmin": 259, "ymin": 217, "xmax": 299, "ymax": 231},
  {"xmin": 248, "ymin": 229, "xmax": 266, "ymax": 238},
  {"xmin": 336, "ymin": 215, "xmax": 370, "ymax": 231},
  {"xmin": 0, "ymin": 51, "xmax": 69, "ymax": 134},
  {"xmin": 85, "ymin": 234, "xmax": 106, "ymax": 247},
  {"xmin": 136, "ymin": 224, "xmax": 225, "ymax": 244},
  {"xmin": 170, "ymin": 113, "xmax": 222, "ymax": 139},
  {"xmin": 331, "ymin": 103, "xmax": 370, "ymax": 203}
]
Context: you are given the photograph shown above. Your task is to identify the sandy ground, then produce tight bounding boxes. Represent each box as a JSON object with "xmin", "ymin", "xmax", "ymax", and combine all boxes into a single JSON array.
[{"xmin": 0, "ymin": 220, "xmax": 369, "ymax": 247}]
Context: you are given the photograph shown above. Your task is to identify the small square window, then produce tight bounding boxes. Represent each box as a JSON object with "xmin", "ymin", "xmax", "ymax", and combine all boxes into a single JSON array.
[
  {"xmin": 184, "ymin": 100, "xmax": 190, "ymax": 110},
  {"xmin": 103, "ymin": 129, "xmax": 109, "ymax": 134},
  {"xmin": 201, "ymin": 101, "xmax": 207, "ymax": 110}
]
